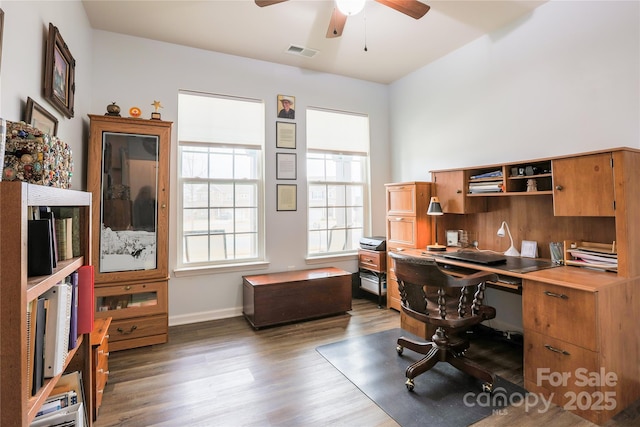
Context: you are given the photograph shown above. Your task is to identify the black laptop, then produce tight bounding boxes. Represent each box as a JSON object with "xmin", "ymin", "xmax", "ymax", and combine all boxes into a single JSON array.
[{"xmin": 442, "ymin": 251, "xmax": 507, "ymax": 265}]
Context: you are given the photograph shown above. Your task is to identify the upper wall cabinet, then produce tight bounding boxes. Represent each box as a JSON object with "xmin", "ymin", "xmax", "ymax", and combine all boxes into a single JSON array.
[
  {"xmin": 552, "ymin": 153, "xmax": 615, "ymax": 217},
  {"xmin": 432, "ymin": 170, "xmax": 486, "ymax": 214}
]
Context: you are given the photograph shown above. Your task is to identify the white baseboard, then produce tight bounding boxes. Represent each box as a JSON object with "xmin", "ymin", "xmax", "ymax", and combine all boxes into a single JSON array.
[{"xmin": 169, "ymin": 306, "xmax": 243, "ymax": 326}]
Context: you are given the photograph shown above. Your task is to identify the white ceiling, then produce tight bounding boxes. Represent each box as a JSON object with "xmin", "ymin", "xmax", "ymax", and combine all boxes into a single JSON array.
[{"xmin": 82, "ymin": 0, "xmax": 547, "ymax": 84}]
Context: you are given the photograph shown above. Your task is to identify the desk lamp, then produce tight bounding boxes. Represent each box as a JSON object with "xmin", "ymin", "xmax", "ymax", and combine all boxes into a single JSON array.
[
  {"xmin": 497, "ymin": 221, "xmax": 520, "ymax": 256},
  {"xmin": 426, "ymin": 197, "xmax": 446, "ymax": 252}
]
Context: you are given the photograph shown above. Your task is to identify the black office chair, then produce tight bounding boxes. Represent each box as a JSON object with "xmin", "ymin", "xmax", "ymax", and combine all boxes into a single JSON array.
[{"xmin": 390, "ymin": 252, "xmax": 498, "ymax": 392}]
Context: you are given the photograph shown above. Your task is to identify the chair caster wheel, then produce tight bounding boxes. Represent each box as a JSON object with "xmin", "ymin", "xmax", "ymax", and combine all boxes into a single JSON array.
[
  {"xmin": 482, "ymin": 383, "xmax": 493, "ymax": 393},
  {"xmin": 396, "ymin": 345, "xmax": 404, "ymax": 355},
  {"xmin": 405, "ymin": 378, "xmax": 415, "ymax": 391}
]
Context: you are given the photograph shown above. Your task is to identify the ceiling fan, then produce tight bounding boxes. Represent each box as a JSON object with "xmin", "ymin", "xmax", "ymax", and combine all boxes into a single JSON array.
[{"xmin": 255, "ymin": 0, "xmax": 430, "ymax": 38}]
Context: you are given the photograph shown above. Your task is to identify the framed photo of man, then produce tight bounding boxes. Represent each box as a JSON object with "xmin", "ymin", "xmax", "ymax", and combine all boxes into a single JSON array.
[{"xmin": 277, "ymin": 94, "xmax": 295, "ymax": 120}]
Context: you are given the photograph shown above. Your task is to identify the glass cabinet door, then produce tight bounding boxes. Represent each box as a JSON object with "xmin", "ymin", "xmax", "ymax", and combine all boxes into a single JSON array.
[{"xmin": 100, "ymin": 131, "xmax": 159, "ymax": 273}]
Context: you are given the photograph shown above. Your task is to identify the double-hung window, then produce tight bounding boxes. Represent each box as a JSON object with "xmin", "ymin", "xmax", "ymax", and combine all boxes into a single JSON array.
[
  {"xmin": 306, "ymin": 108, "xmax": 370, "ymax": 256},
  {"xmin": 177, "ymin": 91, "xmax": 264, "ymax": 268}
]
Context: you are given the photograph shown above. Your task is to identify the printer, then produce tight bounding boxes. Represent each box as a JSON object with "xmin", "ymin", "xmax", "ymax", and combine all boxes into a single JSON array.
[{"xmin": 359, "ymin": 236, "xmax": 386, "ymax": 251}]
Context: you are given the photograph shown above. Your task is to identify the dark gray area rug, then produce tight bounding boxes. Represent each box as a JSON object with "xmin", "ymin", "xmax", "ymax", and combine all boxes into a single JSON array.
[{"xmin": 316, "ymin": 328, "xmax": 527, "ymax": 427}]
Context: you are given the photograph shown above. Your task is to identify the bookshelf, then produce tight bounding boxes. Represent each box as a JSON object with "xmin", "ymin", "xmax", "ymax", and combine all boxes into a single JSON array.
[{"xmin": 0, "ymin": 182, "xmax": 93, "ymax": 426}]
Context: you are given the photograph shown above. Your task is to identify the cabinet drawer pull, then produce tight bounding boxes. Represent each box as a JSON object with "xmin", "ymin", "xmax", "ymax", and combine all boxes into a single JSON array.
[
  {"xmin": 543, "ymin": 291, "xmax": 568, "ymax": 299},
  {"xmin": 555, "ymin": 185, "xmax": 563, "ymax": 191},
  {"xmin": 124, "ymin": 285, "xmax": 132, "ymax": 291},
  {"xmin": 395, "ymin": 217, "xmax": 403, "ymax": 221},
  {"xmin": 117, "ymin": 325, "xmax": 138, "ymax": 335},
  {"xmin": 544, "ymin": 344, "xmax": 570, "ymax": 356},
  {"xmin": 456, "ymin": 189, "xmax": 462, "ymax": 194}
]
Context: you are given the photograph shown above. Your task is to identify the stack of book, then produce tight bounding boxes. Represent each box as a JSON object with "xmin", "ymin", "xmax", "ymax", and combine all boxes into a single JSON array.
[
  {"xmin": 26, "ymin": 266, "xmax": 95, "ymax": 398},
  {"xmin": 30, "ymin": 371, "xmax": 87, "ymax": 427},
  {"xmin": 468, "ymin": 170, "xmax": 504, "ymax": 194}
]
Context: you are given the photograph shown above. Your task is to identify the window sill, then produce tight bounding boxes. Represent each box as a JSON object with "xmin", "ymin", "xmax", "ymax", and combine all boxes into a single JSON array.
[
  {"xmin": 173, "ymin": 260, "xmax": 270, "ymax": 277},
  {"xmin": 305, "ymin": 252, "xmax": 358, "ymax": 264}
]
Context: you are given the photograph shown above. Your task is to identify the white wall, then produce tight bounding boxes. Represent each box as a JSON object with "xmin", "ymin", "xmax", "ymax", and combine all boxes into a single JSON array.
[
  {"xmin": 0, "ymin": 1, "xmax": 93, "ymax": 187},
  {"xmin": 89, "ymin": 31, "xmax": 391, "ymax": 325},
  {"xmin": 389, "ymin": 0, "xmax": 640, "ymax": 183}
]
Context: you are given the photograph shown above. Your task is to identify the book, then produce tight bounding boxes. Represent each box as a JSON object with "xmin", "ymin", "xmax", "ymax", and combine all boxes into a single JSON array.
[
  {"xmin": 42, "ymin": 283, "xmax": 73, "ymax": 378},
  {"xmin": 68, "ymin": 272, "xmax": 79, "ymax": 350},
  {"xmin": 55, "ymin": 218, "xmax": 74, "ymax": 261},
  {"xmin": 27, "ymin": 220, "xmax": 54, "ymax": 276},
  {"xmin": 39, "ymin": 208, "xmax": 58, "ymax": 268},
  {"xmin": 77, "ymin": 266, "xmax": 95, "ymax": 335},
  {"xmin": 52, "ymin": 207, "xmax": 81, "ymax": 257},
  {"xmin": 32, "ymin": 297, "xmax": 47, "ymax": 395}
]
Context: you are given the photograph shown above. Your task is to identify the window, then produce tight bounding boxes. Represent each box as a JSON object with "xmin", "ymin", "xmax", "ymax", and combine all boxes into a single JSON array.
[
  {"xmin": 178, "ymin": 91, "xmax": 264, "ymax": 267},
  {"xmin": 306, "ymin": 109, "xmax": 370, "ymax": 256}
]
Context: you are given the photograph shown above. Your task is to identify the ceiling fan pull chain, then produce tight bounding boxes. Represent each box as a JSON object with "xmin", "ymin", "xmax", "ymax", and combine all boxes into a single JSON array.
[{"xmin": 363, "ymin": 9, "xmax": 368, "ymax": 51}]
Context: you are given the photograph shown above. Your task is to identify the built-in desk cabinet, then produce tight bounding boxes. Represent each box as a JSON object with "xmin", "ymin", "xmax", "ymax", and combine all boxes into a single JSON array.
[
  {"xmin": 522, "ymin": 272, "xmax": 638, "ymax": 425},
  {"xmin": 427, "ymin": 147, "xmax": 640, "ymax": 424},
  {"xmin": 385, "ymin": 182, "xmax": 431, "ymax": 312}
]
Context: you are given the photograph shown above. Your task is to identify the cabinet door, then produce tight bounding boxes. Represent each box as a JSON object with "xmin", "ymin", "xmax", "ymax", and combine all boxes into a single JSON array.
[
  {"xmin": 433, "ymin": 170, "xmax": 486, "ymax": 214},
  {"xmin": 88, "ymin": 116, "xmax": 171, "ymax": 283},
  {"xmin": 386, "ymin": 184, "xmax": 418, "ymax": 216},
  {"xmin": 552, "ymin": 153, "xmax": 615, "ymax": 217}
]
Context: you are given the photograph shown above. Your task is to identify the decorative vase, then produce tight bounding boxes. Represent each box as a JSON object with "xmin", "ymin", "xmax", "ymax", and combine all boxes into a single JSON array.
[{"xmin": 106, "ymin": 102, "xmax": 121, "ymax": 117}]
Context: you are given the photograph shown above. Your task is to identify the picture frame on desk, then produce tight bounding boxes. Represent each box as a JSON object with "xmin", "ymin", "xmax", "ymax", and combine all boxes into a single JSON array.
[{"xmin": 521, "ymin": 240, "xmax": 538, "ymax": 258}]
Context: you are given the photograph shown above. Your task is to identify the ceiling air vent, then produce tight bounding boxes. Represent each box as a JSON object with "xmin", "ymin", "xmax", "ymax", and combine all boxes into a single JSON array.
[{"xmin": 286, "ymin": 44, "xmax": 319, "ymax": 58}]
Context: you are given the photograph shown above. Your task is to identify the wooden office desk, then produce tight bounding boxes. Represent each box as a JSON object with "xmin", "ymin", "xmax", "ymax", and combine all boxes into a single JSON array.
[{"xmin": 389, "ymin": 248, "xmax": 637, "ymax": 425}]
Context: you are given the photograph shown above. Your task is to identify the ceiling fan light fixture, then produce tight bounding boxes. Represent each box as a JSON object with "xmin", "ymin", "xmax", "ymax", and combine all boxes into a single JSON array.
[{"xmin": 335, "ymin": 0, "xmax": 366, "ymax": 16}]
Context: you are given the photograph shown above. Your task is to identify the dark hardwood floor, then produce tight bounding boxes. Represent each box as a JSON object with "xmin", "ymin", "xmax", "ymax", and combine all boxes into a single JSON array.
[{"xmin": 95, "ymin": 297, "xmax": 640, "ymax": 427}]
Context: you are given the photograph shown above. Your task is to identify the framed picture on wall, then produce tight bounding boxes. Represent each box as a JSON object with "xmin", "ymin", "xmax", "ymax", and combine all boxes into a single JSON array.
[
  {"xmin": 0, "ymin": 9, "xmax": 5, "ymax": 73},
  {"xmin": 25, "ymin": 97, "xmax": 58, "ymax": 136},
  {"xmin": 277, "ymin": 184, "xmax": 297, "ymax": 211},
  {"xmin": 276, "ymin": 152, "xmax": 296, "ymax": 180},
  {"xmin": 276, "ymin": 121, "xmax": 296, "ymax": 149},
  {"xmin": 277, "ymin": 94, "xmax": 295, "ymax": 120},
  {"xmin": 44, "ymin": 23, "xmax": 75, "ymax": 118}
]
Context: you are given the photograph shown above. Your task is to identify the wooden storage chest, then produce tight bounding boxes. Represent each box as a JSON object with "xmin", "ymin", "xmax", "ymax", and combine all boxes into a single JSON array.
[{"xmin": 242, "ymin": 267, "xmax": 352, "ymax": 328}]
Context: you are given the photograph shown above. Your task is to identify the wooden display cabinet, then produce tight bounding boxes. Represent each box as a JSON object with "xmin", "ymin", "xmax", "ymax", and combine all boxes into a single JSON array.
[
  {"xmin": 87, "ymin": 115, "xmax": 172, "ymax": 351},
  {"xmin": 0, "ymin": 182, "xmax": 93, "ymax": 426}
]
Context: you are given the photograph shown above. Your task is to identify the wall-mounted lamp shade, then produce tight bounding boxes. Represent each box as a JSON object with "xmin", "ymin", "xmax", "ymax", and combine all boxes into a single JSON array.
[
  {"xmin": 336, "ymin": 0, "xmax": 366, "ymax": 15},
  {"xmin": 497, "ymin": 221, "xmax": 520, "ymax": 257},
  {"xmin": 427, "ymin": 197, "xmax": 444, "ymax": 215}
]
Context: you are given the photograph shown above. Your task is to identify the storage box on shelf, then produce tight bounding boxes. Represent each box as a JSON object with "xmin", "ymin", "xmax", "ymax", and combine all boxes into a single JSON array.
[
  {"xmin": 0, "ymin": 182, "xmax": 93, "ymax": 426},
  {"xmin": 1, "ymin": 120, "xmax": 73, "ymax": 188}
]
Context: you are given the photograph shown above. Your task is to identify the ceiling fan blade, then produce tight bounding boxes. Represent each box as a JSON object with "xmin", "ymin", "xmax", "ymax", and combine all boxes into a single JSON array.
[
  {"xmin": 375, "ymin": 0, "xmax": 430, "ymax": 19},
  {"xmin": 255, "ymin": 0, "xmax": 289, "ymax": 7},
  {"xmin": 326, "ymin": 8, "xmax": 348, "ymax": 38}
]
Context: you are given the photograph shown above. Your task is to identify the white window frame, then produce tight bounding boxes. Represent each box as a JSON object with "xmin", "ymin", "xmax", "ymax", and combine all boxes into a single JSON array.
[
  {"xmin": 175, "ymin": 91, "xmax": 265, "ymax": 273},
  {"xmin": 306, "ymin": 108, "xmax": 371, "ymax": 258}
]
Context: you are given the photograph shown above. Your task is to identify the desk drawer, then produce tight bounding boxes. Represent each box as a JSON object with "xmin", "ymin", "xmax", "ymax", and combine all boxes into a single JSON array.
[
  {"xmin": 524, "ymin": 330, "xmax": 604, "ymax": 422},
  {"xmin": 386, "ymin": 217, "xmax": 418, "ymax": 249},
  {"xmin": 358, "ymin": 249, "xmax": 386, "ymax": 272},
  {"xmin": 523, "ymin": 279, "xmax": 597, "ymax": 351}
]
